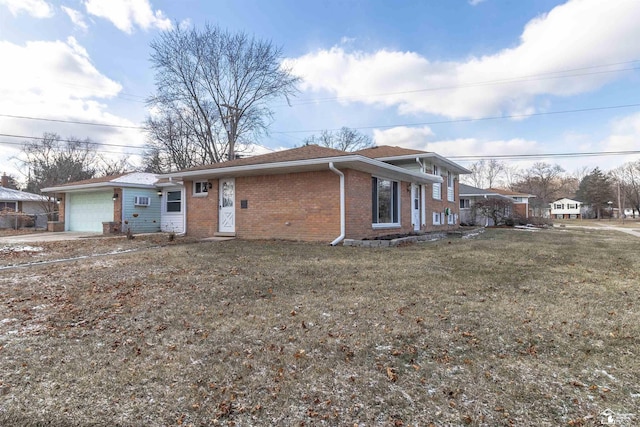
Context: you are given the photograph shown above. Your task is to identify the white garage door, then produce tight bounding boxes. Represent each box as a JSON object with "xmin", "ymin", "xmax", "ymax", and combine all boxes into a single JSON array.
[{"xmin": 67, "ymin": 192, "xmax": 113, "ymax": 232}]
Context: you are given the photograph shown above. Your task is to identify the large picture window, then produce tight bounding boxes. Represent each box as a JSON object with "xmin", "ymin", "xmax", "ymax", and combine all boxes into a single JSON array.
[{"xmin": 372, "ymin": 177, "xmax": 399, "ymax": 226}]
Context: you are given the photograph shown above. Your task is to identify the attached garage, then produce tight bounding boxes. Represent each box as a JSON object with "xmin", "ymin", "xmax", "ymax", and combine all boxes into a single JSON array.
[{"xmin": 66, "ymin": 191, "xmax": 114, "ymax": 232}]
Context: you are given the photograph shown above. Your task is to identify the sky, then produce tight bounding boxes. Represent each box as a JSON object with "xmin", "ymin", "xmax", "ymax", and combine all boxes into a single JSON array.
[{"xmin": 1, "ymin": 0, "xmax": 640, "ymax": 186}]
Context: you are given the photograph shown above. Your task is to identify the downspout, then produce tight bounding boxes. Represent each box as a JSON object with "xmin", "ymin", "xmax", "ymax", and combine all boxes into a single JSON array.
[
  {"xmin": 416, "ymin": 158, "xmax": 426, "ymax": 227},
  {"xmin": 328, "ymin": 162, "xmax": 345, "ymax": 246}
]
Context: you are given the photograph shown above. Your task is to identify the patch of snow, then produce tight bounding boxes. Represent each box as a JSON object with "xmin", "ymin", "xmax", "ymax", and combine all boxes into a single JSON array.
[
  {"xmin": 1, "ymin": 318, "xmax": 18, "ymax": 324},
  {"xmin": 596, "ymin": 369, "xmax": 617, "ymax": 381},
  {"xmin": 110, "ymin": 172, "xmax": 158, "ymax": 185},
  {"xmin": 0, "ymin": 245, "xmax": 43, "ymax": 253}
]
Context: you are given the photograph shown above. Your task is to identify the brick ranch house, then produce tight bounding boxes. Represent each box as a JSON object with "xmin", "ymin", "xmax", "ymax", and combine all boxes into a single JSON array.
[{"xmin": 163, "ymin": 144, "xmax": 470, "ymax": 244}]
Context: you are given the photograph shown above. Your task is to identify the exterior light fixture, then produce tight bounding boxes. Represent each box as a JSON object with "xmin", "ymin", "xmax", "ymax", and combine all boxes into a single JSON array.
[
  {"xmin": 157, "ymin": 189, "xmax": 163, "ymax": 197},
  {"xmin": 207, "ymin": 182, "xmax": 213, "ymax": 189},
  {"xmin": 112, "ymin": 192, "xmax": 118, "ymax": 201}
]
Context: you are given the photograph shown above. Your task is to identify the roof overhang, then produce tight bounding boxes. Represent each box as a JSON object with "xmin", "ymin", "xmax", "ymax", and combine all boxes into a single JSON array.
[
  {"xmin": 163, "ymin": 155, "xmax": 443, "ymax": 185},
  {"xmin": 459, "ymin": 192, "xmax": 514, "ymax": 202},
  {"xmin": 41, "ymin": 182, "xmax": 158, "ymax": 193},
  {"xmin": 372, "ymin": 153, "xmax": 471, "ymax": 174}
]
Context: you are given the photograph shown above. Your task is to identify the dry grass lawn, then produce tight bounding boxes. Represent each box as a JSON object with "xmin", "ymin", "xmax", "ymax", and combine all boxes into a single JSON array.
[{"xmin": 0, "ymin": 228, "xmax": 638, "ymax": 426}]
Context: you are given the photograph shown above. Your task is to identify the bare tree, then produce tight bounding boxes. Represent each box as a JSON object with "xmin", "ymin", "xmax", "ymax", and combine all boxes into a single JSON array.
[
  {"xmin": 611, "ymin": 160, "xmax": 640, "ymax": 217},
  {"xmin": 462, "ymin": 159, "xmax": 506, "ymax": 189},
  {"xmin": 512, "ymin": 162, "xmax": 565, "ymax": 216},
  {"xmin": 146, "ymin": 23, "xmax": 300, "ymax": 171},
  {"xmin": 97, "ymin": 155, "xmax": 132, "ymax": 177},
  {"xmin": 473, "ymin": 196, "xmax": 514, "ymax": 226},
  {"xmin": 19, "ymin": 133, "xmax": 98, "ymax": 194},
  {"xmin": 303, "ymin": 127, "xmax": 373, "ymax": 152}
]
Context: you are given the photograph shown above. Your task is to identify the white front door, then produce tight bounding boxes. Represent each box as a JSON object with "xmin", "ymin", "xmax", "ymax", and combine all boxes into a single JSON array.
[
  {"xmin": 219, "ymin": 178, "xmax": 235, "ymax": 233},
  {"xmin": 411, "ymin": 184, "xmax": 420, "ymax": 232}
]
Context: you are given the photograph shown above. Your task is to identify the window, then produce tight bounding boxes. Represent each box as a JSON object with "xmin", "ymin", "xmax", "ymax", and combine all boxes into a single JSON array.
[
  {"xmin": 0, "ymin": 201, "xmax": 17, "ymax": 211},
  {"xmin": 134, "ymin": 196, "xmax": 151, "ymax": 206},
  {"xmin": 433, "ymin": 212, "xmax": 441, "ymax": 225},
  {"xmin": 372, "ymin": 177, "xmax": 399, "ymax": 226},
  {"xmin": 554, "ymin": 203, "xmax": 563, "ymax": 210},
  {"xmin": 166, "ymin": 191, "xmax": 182, "ymax": 212},
  {"xmin": 447, "ymin": 172, "xmax": 455, "ymax": 202},
  {"xmin": 568, "ymin": 203, "xmax": 577, "ymax": 209},
  {"xmin": 432, "ymin": 165, "xmax": 441, "ymax": 200},
  {"xmin": 448, "ymin": 213, "xmax": 455, "ymax": 225},
  {"xmin": 460, "ymin": 199, "xmax": 470, "ymax": 209},
  {"xmin": 194, "ymin": 181, "xmax": 209, "ymax": 195}
]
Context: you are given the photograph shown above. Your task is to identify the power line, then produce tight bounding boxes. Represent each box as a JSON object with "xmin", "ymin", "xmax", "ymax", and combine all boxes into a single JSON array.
[
  {"xmin": 274, "ymin": 59, "xmax": 640, "ymax": 107},
  {"xmin": 4, "ymin": 101, "xmax": 640, "ymax": 136},
  {"xmin": 449, "ymin": 150, "xmax": 640, "ymax": 161},
  {"xmin": 2, "ymin": 137, "xmax": 638, "ymax": 162},
  {"xmin": 0, "ymin": 114, "xmax": 145, "ymax": 130},
  {"xmin": 0, "ymin": 133, "xmax": 145, "ymax": 149},
  {"xmin": 272, "ymin": 103, "xmax": 640, "ymax": 134}
]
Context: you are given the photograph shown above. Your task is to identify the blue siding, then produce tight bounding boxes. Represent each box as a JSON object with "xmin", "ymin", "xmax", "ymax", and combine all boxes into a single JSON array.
[{"xmin": 122, "ymin": 188, "xmax": 161, "ymax": 233}]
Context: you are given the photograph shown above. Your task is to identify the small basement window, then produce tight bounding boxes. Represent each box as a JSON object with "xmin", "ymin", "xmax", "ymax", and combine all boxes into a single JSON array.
[{"xmin": 134, "ymin": 196, "xmax": 151, "ymax": 206}]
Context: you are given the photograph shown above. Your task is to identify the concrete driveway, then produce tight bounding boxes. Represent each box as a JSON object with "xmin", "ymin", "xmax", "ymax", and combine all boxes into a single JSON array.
[{"xmin": 0, "ymin": 232, "xmax": 102, "ymax": 244}]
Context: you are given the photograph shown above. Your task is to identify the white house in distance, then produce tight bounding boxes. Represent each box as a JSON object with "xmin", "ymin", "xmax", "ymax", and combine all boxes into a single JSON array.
[{"xmin": 549, "ymin": 198, "xmax": 582, "ymax": 219}]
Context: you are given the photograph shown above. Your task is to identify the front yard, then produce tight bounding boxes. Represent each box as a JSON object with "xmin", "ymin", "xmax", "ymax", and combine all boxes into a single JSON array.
[{"xmin": 1, "ymin": 228, "xmax": 638, "ymax": 426}]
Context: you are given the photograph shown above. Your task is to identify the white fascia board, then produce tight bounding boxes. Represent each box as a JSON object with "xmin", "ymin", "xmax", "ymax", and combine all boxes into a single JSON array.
[
  {"xmin": 460, "ymin": 192, "xmax": 512, "ymax": 200},
  {"xmin": 375, "ymin": 153, "xmax": 471, "ymax": 174},
  {"xmin": 163, "ymin": 155, "xmax": 443, "ymax": 184}
]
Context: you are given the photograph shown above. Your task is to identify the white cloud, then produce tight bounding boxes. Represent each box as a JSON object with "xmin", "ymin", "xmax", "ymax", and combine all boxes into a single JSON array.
[
  {"xmin": 0, "ymin": 0, "xmax": 53, "ymax": 18},
  {"xmin": 83, "ymin": 0, "xmax": 172, "ymax": 34},
  {"xmin": 62, "ymin": 6, "xmax": 88, "ymax": 31},
  {"xmin": 373, "ymin": 126, "xmax": 435, "ymax": 150},
  {"xmin": 0, "ymin": 38, "xmax": 145, "ymax": 181},
  {"xmin": 468, "ymin": 0, "xmax": 486, "ymax": 5},
  {"xmin": 602, "ymin": 112, "xmax": 640, "ymax": 158},
  {"xmin": 286, "ymin": 0, "xmax": 640, "ymax": 119}
]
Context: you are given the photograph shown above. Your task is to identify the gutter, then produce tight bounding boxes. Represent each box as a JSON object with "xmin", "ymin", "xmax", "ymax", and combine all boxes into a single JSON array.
[{"xmin": 328, "ymin": 162, "xmax": 345, "ymax": 246}]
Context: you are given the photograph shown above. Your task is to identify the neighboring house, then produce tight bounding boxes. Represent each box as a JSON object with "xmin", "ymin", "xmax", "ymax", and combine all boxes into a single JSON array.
[
  {"xmin": 458, "ymin": 184, "xmax": 514, "ymax": 226},
  {"xmin": 486, "ymin": 188, "xmax": 535, "ymax": 218},
  {"xmin": 163, "ymin": 145, "xmax": 470, "ymax": 244},
  {"xmin": 41, "ymin": 172, "xmax": 180, "ymax": 233},
  {"xmin": 0, "ymin": 178, "xmax": 51, "ymax": 229},
  {"xmin": 40, "ymin": 145, "xmax": 470, "ymax": 243},
  {"xmin": 549, "ymin": 198, "xmax": 582, "ymax": 219}
]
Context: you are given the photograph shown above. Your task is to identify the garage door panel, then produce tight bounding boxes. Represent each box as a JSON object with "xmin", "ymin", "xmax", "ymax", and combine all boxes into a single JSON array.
[{"xmin": 68, "ymin": 192, "xmax": 113, "ymax": 232}]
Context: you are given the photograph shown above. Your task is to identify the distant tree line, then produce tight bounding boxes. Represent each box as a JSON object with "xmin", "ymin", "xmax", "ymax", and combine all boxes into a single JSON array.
[{"xmin": 461, "ymin": 159, "xmax": 640, "ymax": 218}]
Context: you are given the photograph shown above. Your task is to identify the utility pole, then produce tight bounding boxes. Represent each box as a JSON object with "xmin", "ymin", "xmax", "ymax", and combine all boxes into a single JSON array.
[{"xmin": 222, "ymin": 104, "xmax": 241, "ymax": 161}]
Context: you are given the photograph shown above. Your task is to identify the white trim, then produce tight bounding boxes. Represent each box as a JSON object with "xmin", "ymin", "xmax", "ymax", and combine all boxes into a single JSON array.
[
  {"xmin": 192, "ymin": 181, "xmax": 209, "ymax": 197},
  {"xmin": 371, "ymin": 176, "xmax": 401, "ymax": 228},
  {"xmin": 374, "ymin": 152, "xmax": 471, "ymax": 174},
  {"xmin": 164, "ymin": 155, "xmax": 443, "ymax": 185},
  {"xmin": 329, "ymin": 162, "xmax": 345, "ymax": 246}
]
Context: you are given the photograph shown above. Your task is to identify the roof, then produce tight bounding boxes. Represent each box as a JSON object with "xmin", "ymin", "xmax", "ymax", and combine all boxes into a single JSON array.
[
  {"xmin": 355, "ymin": 146, "xmax": 428, "ymax": 158},
  {"xmin": 41, "ymin": 172, "xmax": 159, "ymax": 193},
  {"xmin": 487, "ymin": 188, "xmax": 536, "ymax": 198},
  {"xmin": 551, "ymin": 197, "xmax": 583, "ymax": 203},
  {"xmin": 355, "ymin": 145, "xmax": 471, "ymax": 175},
  {"xmin": 177, "ymin": 145, "xmax": 350, "ymax": 173},
  {"xmin": 164, "ymin": 144, "xmax": 444, "ymax": 185},
  {"xmin": 459, "ymin": 183, "xmax": 514, "ymax": 201},
  {"xmin": 0, "ymin": 186, "xmax": 49, "ymax": 202}
]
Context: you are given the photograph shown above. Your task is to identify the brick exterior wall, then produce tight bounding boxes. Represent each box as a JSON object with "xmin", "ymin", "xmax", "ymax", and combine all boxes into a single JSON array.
[
  {"xmin": 113, "ymin": 188, "xmax": 123, "ymax": 223},
  {"xmin": 184, "ymin": 168, "xmax": 462, "ymax": 242},
  {"xmin": 57, "ymin": 194, "xmax": 66, "ymax": 222},
  {"xmin": 235, "ymin": 171, "xmax": 341, "ymax": 241},
  {"xmin": 186, "ymin": 180, "xmax": 220, "ymax": 237}
]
